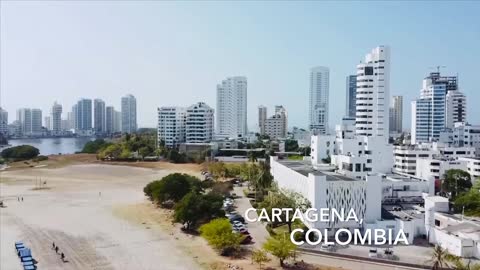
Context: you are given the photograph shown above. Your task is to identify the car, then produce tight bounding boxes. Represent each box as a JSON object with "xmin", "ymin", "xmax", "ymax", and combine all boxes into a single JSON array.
[
  {"xmin": 238, "ymin": 228, "xmax": 249, "ymax": 234},
  {"xmin": 240, "ymin": 235, "xmax": 253, "ymax": 244},
  {"xmin": 229, "ymin": 215, "xmax": 245, "ymax": 224},
  {"xmin": 232, "ymin": 220, "xmax": 244, "ymax": 226},
  {"xmin": 321, "ymin": 243, "xmax": 335, "ymax": 251}
]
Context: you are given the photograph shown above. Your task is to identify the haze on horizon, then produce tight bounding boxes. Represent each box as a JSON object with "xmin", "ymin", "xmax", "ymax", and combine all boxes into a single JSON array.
[{"xmin": 1, "ymin": 1, "xmax": 479, "ymax": 130}]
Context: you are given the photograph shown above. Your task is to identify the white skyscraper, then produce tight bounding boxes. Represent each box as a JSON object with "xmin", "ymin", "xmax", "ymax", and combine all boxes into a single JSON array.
[
  {"xmin": 121, "ymin": 94, "xmax": 137, "ymax": 133},
  {"xmin": 75, "ymin": 98, "xmax": 92, "ymax": 132},
  {"xmin": 389, "ymin": 96, "xmax": 403, "ymax": 134},
  {"xmin": 216, "ymin": 76, "xmax": 247, "ymax": 139},
  {"xmin": 44, "ymin": 116, "xmax": 51, "ymax": 130},
  {"xmin": 106, "ymin": 106, "xmax": 115, "ymax": 134},
  {"xmin": 94, "ymin": 99, "xmax": 106, "ymax": 134},
  {"xmin": 309, "ymin": 66, "xmax": 329, "ymax": 134},
  {"xmin": 355, "ymin": 46, "xmax": 391, "ymax": 139},
  {"xmin": 157, "ymin": 107, "xmax": 186, "ymax": 148},
  {"xmin": 265, "ymin": 106, "xmax": 288, "ymax": 139},
  {"xmin": 17, "ymin": 108, "xmax": 42, "ymax": 137},
  {"xmin": 51, "ymin": 102, "xmax": 62, "ymax": 135},
  {"xmin": 446, "ymin": 90, "xmax": 467, "ymax": 129},
  {"xmin": 0, "ymin": 107, "xmax": 8, "ymax": 136},
  {"xmin": 186, "ymin": 102, "xmax": 214, "ymax": 143}
]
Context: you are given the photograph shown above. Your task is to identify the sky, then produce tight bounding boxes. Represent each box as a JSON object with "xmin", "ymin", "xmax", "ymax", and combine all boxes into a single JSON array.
[{"xmin": 1, "ymin": 1, "xmax": 479, "ymax": 130}]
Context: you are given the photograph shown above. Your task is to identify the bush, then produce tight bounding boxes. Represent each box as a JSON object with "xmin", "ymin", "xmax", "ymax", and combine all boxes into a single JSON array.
[
  {"xmin": 174, "ymin": 192, "xmax": 224, "ymax": 230},
  {"xmin": 33, "ymin": 155, "xmax": 49, "ymax": 162},
  {"xmin": 1, "ymin": 145, "xmax": 39, "ymax": 161},
  {"xmin": 81, "ymin": 139, "xmax": 111, "ymax": 154},
  {"xmin": 143, "ymin": 173, "xmax": 203, "ymax": 205},
  {"xmin": 199, "ymin": 218, "xmax": 243, "ymax": 255}
]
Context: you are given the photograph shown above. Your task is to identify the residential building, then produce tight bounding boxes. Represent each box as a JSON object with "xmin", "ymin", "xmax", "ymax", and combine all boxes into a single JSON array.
[
  {"xmin": 459, "ymin": 157, "xmax": 480, "ymax": 181},
  {"xmin": 389, "ymin": 96, "xmax": 403, "ymax": 134},
  {"xmin": 185, "ymin": 102, "xmax": 214, "ymax": 143},
  {"xmin": 309, "ymin": 66, "xmax": 329, "ymax": 134},
  {"xmin": 416, "ymin": 158, "xmax": 468, "ymax": 185},
  {"xmin": 345, "ymin": 75, "xmax": 357, "ymax": 118},
  {"xmin": 67, "ymin": 109, "xmax": 75, "ymax": 131},
  {"xmin": 94, "ymin": 99, "xmax": 106, "ymax": 134},
  {"xmin": 258, "ymin": 105, "xmax": 267, "ymax": 135},
  {"xmin": 157, "ymin": 106, "xmax": 186, "ymax": 148},
  {"xmin": 411, "ymin": 72, "xmax": 459, "ymax": 144},
  {"xmin": 394, "ymin": 143, "xmax": 475, "ymax": 176},
  {"xmin": 16, "ymin": 108, "xmax": 42, "ymax": 137},
  {"xmin": 106, "ymin": 106, "xmax": 115, "ymax": 134},
  {"xmin": 264, "ymin": 106, "xmax": 288, "ymax": 139},
  {"xmin": 292, "ymin": 127, "xmax": 311, "ymax": 147},
  {"xmin": 439, "ymin": 122, "xmax": 480, "ymax": 151},
  {"xmin": 216, "ymin": 76, "xmax": 247, "ymax": 138},
  {"xmin": 114, "ymin": 110, "xmax": 122, "ymax": 133},
  {"xmin": 355, "ymin": 46, "xmax": 391, "ymax": 139},
  {"xmin": 121, "ymin": 94, "xmax": 137, "ymax": 133},
  {"xmin": 75, "ymin": 98, "xmax": 92, "ymax": 132},
  {"xmin": 0, "ymin": 107, "xmax": 8, "ymax": 135},
  {"xmin": 446, "ymin": 90, "xmax": 467, "ymax": 129},
  {"xmin": 44, "ymin": 116, "xmax": 51, "ymax": 130},
  {"xmin": 51, "ymin": 102, "xmax": 62, "ymax": 135}
]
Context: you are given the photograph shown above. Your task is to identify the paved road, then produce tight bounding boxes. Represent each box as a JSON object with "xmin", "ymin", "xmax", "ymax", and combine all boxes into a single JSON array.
[{"xmin": 233, "ymin": 186, "xmax": 270, "ymax": 249}]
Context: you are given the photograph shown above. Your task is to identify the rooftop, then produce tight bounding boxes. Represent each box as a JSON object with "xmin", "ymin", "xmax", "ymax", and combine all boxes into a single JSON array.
[{"xmin": 276, "ymin": 159, "xmax": 355, "ymax": 181}]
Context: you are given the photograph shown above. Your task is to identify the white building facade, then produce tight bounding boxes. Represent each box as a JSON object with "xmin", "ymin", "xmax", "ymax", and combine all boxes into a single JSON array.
[
  {"xmin": 389, "ymin": 95, "xmax": 403, "ymax": 134},
  {"xmin": 0, "ymin": 107, "xmax": 8, "ymax": 136},
  {"xmin": 185, "ymin": 102, "xmax": 214, "ymax": 143},
  {"xmin": 216, "ymin": 76, "xmax": 247, "ymax": 139},
  {"xmin": 446, "ymin": 90, "xmax": 467, "ymax": 129},
  {"xmin": 355, "ymin": 46, "xmax": 390, "ymax": 139},
  {"xmin": 157, "ymin": 107, "xmax": 186, "ymax": 148},
  {"xmin": 121, "ymin": 94, "xmax": 137, "ymax": 134},
  {"xmin": 94, "ymin": 99, "xmax": 106, "ymax": 134},
  {"xmin": 50, "ymin": 102, "xmax": 62, "ymax": 135}
]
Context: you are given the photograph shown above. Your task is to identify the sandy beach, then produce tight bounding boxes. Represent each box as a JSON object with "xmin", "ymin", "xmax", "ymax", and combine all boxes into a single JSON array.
[{"xmin": 0, "ymin": 162, "xmax": 202, "ymax": 270}]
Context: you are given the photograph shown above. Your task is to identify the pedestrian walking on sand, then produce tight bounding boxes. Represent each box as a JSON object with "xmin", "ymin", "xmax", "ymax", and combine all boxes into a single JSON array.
[
  {"xmin": 55, "ymin": 246, "xmax": 59, "ymax": 254},
  {"xmin": 21, "ymin": 197, "xmax": 23, "ymax": 202},
  {"xmin": 52, "ymin": 242, "xmax": 55, "ymax": 250},
  {"xmin": 61, "ymin": 252, "xmax": 65, "ymax": 262}
]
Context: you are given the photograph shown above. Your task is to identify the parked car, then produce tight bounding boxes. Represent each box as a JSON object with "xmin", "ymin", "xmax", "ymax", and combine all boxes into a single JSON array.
[
  {"xmin": 240, "ymin": 235, "xmax": 253, "ymax": 244},
  {"xmin": 229, "ymin": 215, "xmax": 245, "ymax": 224}
]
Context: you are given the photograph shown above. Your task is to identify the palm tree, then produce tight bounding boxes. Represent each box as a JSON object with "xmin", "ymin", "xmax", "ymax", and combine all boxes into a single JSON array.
[
  {"xmin": 428, "ymin": 245, "xmax": 454, "ymax": 270},
  {"xmin": 248, "ymin": 151, "xmax": 258, "ymax": 163}
]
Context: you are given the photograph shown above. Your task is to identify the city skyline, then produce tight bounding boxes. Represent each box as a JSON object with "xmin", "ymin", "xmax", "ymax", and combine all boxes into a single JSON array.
[{"xmin": 1, "ymin": 2, "xmax": 479, "ymax": 130}]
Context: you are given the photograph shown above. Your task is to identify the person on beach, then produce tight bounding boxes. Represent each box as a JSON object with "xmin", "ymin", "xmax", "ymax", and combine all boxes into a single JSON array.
[
  {"xmin": 55, "ymin": 246, "xmax": 59, "ymax": 254},
  {"xmin": 21, "ymin": 197, "xmax": 23, "ymax": 202},
  {"xmin": 52, "ymin": 242, "xmax": 55, "ymax": 249},
  {"xmin": 61, "ymin": 252, "xmax": 65, "ymax": 262}
]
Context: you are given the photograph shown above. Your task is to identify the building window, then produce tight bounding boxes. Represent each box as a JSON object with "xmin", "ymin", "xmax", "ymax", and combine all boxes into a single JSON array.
[{"xmin": 435, "ymin": 219, "xmax": 441, "ymax": 227}]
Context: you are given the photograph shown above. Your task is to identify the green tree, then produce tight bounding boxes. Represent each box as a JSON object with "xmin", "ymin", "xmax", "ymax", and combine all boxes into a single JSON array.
[
  {"xmin": 152, "ymin": 173, "xmax": 196, "ymax": 203},
  {"xmin": 454, "ymin": 181, "xmax": 480, "ymax": 216},
  {"xmin": 428, "ymin": 245, "xmax": 455, "ymax": 270},
  {"xmin": 263, "ymin": 234, "xmax": 297, "ymax": 267},
  {"xmin": 284, "ymin": 140, "xmax": 299, "ymax": 152},
  {"xmin": 1, "ymin": 145, "xmax": 39, "ymax": 161},
  {"xmin": 138, "ymin": 146, "xmax": 152, "ymax": 160},
  {"xmin": 81, "ymin": 139, "xmax": 111, "ymax": 154},
  {"xmin": 443, "ymin": 169, "xmax": 472, "ymax": 199},
  {"xmin": 248, "ymin": 151, "xmax": 258, "ymax": 163},
  {"xmin": 199, "ymin": 218, "xmax": 243, "ymax": 255},
  {"xmin": 251, "ymin": 249, "xmax": 271, "ymax": 270}
]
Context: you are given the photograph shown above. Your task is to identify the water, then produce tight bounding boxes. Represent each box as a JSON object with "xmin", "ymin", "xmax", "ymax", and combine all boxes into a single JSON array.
[{"xmin": 6, "ymin": 137, "xmax": 95, "ymax": 155}]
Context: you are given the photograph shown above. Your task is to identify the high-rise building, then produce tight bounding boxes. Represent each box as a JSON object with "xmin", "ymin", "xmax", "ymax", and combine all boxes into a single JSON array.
[
  {"xmin": 69, "ymin": 106, "xmax": 77, "ymax": 131},
  {"xmin": 16, "ymin": 108, "xmax": 42, "ymax": 137},
  {"xmin": 258, "ymin": 106, "xmax": 267, "ymax": 135},
  {"xmin": 121, "ymin": 94, "xmax": 137, "ymax": 133},
  {"xmin": 309, "ymin": 66, "xmax": 329, "ymax": 134},
  {"xmin": 158, "ymin": 107, "xmax": 186, "ymax": 148},
  {"xmin": 389, "ymin": 96, "xmax": 403, "ymax": 134},
  {"xmin": 0, "ymin": 107, "xmax": 8, "ymax": 135},
  {"xmin": 114, "ymin": 110, "xmax": 121, "ymax": 133},
  {"xmin": 94, "ymin": 99, "xmax": 106, "ymax": 134},
  {"xmin": 186, "ymin": 102, "xmax": 214, "ymax": 143},
  {"xmin": 446, "ymin": 90, "xmax": 466, "ymax": 129},
  {"xmin": 355, "ymin": 46, "xmax": 391, "ymax": 139},
  {"xmin": 411, "ymin": 72, "xmax": 460, "ymax": 144},
  {"xmin": 44, "ymin": 116, "xmax": 51, "ymax": 130},
  {"xmin": 51, "ymin": 102, "xmax": 62, "ymax": 135},
  {"xmin": 216, "ymin": 76, "xmax": 247, "ymax": 139},
  {"xmin": 106, "ymin": 106, "xmax": 115, "ymax": 134},
  {"xmin": 75, "ymin": 98, "xmax": 92, "ymax": 132},
  {"xmin": 345, "ymin": 75, "xmax": 357, "ymax": 118},
  {"xmin": 265, "ymin": 106, "xmax": 288, "ymax": 139}
]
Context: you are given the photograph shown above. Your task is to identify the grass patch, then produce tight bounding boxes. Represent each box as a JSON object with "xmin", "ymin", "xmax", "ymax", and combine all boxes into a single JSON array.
[{"xmin": 287, "ymin": 155, "xmax": 304, "ymax": 160}]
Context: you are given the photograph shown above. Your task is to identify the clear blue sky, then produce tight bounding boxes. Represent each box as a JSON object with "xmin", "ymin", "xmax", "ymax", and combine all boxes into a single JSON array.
[{"xmin": 1, "ymin": 1, "xmax": 479, "ymax": 130}]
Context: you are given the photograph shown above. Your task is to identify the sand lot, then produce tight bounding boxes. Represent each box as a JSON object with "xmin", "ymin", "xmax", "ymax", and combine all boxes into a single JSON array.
[{"xmin": 0, "ymin": 164, "xmax": 201, "ymax": 270}]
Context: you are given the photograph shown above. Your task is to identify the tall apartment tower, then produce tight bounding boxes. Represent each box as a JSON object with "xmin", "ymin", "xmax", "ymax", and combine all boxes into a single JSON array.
[
  {"xmin": 44, "ymin": 116, "xmax": 51, "ymax": 130},
  {"xmin": 446, "ymin": 90, "xmax": 467, "ymax": 129},
  {"xmin": 389, "ymin": 96, "xmax": 403, "ymax": 134},
  {"xmin": 345, "ymin": 75, "xmax": 357, "ymax": 118},
  {"xmin": 51, "ymin": 102, "xmax": 62, "ymax": 135},
  {"xmin": 355, "ymin": 46, "xmax": 391, "ymax": 139},
  {"xmin": 258, "ymin": 106, "xmax": 267, "ymax": 135},
  {"xmin": 94, "ymin": 99, "xmax": 106, "ymax": 134},
  {"xmin": 186, "ymin": 102, "xmax": 214, "ymax": 143},
  {"xmin": 106, "ymin": 106, "xmax": 115, "ymax": 134},
  {"xmin": 157, "ymin": 107, "xmax": 186, "ymax": 148},
  {"xmin": 216, "ymin": 76, "xmax": 248, "ymax": 139},
  {"xmin": 309, "ymin": 66, "xmax": 329, "ymax": 134},
  {"xmin": 75, "ymin": 98, "xmax": 92, "ymax": 131},
  {"xmin": 114, "ymin": 110, "xmax": 121, "ymax": 133},
  {"xmin": 411, "ymin": 72, "xmax": 460, "ymax": 144},
  {"xmin": 0, "ymin": 107, "xmax": 8, "ymax": 135},
  {"xmin": 121, "ymin": 94, "xmax": 137, "ymax": 133},
  {"xmin": 16, "ymin": 108, "xmax": 42, "ymax": 137}
]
